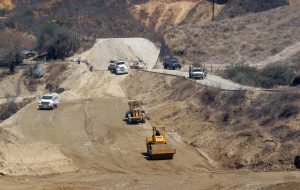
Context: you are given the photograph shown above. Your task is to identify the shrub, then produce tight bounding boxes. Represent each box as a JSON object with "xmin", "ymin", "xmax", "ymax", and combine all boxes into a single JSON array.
[
  {"xmin": 260, "ymin": 64, "xmax": 295, "ymax": 87},
  {"xmin": 224, "ymin": 63, "xmax": 296, "ymax": 88},
  {"xmin": 0, "ymin": 101, "xmax": 17, "ymax": 120},
  {"xmin": 0, "ymin": 8, "xmax": 8, "ymax": 17},
  {"xmin": 200, "ymin": 87, "xmax": 220, "ymax": 105},
  {"xmin": 226, "ymin": 90, "xmax": 246, "ymax": 105},
  {"xmin": 38, "ymin": 26, "xmax": 80, "ymax": 60},
  {"xmin": 278, "ymin": 104, "xmax": 299, "ymax": 119},
  {"xmin": 224, "ymin": 64, "xmax": 258, "ymax": 86}
]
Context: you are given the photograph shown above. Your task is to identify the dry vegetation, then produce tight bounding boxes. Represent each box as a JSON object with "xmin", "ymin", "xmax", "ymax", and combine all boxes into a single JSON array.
[
  {"xmin": 6, "ymin": 0, "xmax": 155, "ymax": 43},
  {"xmin": 0, "ymin": 29, "xmax": 35, "ymax": 71},
  {"xmin": 123, "ymin": 71, "xmax": 300, "ymax": 171},
  {"xmin": 223, "ymin": 63, "xmax": 296, "ymax": 88},
  {"xmin": 164, "ymin": 5, "xmax": 300, "ymax": 66},
  {"xmin": 0, "ymin": 98, "xmax": 34, "ymax": 122},
  {"xmin": 44, "ymin": 62, "xmax": 68, "ymax": 93},
  {"xmin": 216, "ymin": 0, "xmax": 289, "ymax": 20}
]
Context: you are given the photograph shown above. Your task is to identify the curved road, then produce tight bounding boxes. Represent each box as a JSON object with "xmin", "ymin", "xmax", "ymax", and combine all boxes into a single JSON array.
[{"xmin": 147, "ymin": 68, "xmax": 256, "ymax": 91}]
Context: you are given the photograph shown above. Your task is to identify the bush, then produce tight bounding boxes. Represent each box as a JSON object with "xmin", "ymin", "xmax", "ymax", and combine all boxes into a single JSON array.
[
  {"xmin": 278, "ymin": 104, "xmax": 299, "ymax": 119},
  {"xmin": 0, "ymin": 98, "xmax": 34, "ymax": 121},
  {"xmin": 224, "ymin": 63, "xmax": 296, "ymax": 88},
  {"xmin": 226, "ymin": 90, "xmax": 246, "ymax": 105},
  {"xmin": 0, "ymin": 8, "xmax": 8, "ymax": 17},
  {"xmin": 200, "ymin": 87, "xmax": 220, "ymax": 105},
  {"xmin": 260, "ymin": 64, "xmax": 295, "ymax": 87},
  {"xmin": 38, "ymin": 26, "xmax": 80, "ymax": 60},
  {"xmin": 224, "ymin": 64, "xmax": 258, "ymax": 86},
  {"xmin": 0, "ymin": 101, "xmax": 17, "ymax": 120}
]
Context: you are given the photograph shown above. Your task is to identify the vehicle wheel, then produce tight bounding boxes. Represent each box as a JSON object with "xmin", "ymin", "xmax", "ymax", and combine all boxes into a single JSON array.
[
  {"xmin": 164, "ymin": 65, "xmax": 167, "ymax": 69},
  {"xmin": 127, "ymin": 113, "xmax": 132, "ymax": 124},
  {"xmin": 141, "ymin": 112, "xmax": 146, "ymax": 123}
]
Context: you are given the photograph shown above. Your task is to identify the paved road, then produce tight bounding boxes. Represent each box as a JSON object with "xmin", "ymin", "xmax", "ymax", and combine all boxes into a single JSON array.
[{"xmin": 146, "ymin": 69, "xmax": 258, "ymax": 91}]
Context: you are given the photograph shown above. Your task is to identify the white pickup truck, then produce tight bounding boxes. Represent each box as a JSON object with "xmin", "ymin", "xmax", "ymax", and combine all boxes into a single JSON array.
[
  {"xmin": 38, "ymin": 94, "xmax": 59, "ymax": 110},
  {"xmin": 189, "ymin": 66, "xmax": 207, "ymax": 80},
  {"xmin": 109, "ymin": 61, "xmax": 128, "ymax": 75}
]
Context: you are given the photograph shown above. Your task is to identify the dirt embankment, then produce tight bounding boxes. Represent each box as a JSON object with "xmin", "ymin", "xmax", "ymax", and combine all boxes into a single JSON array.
[
  {"xmin": 122, "ymin": 71, "xmax": 300, "ymax": 172},
  {"xmin": 130, "ymin": 0, "xmax": 224, "ymax": 32},
  {"xmin": 0, "ymin": 0, "xmax": 13, "ymax": 9},
  {"xmin": 215, "ymin": 0, "xmax": 289, "ymax": 20}
]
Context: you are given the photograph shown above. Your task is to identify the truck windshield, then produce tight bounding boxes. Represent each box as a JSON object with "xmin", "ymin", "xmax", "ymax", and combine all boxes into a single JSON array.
[
  {"xmin": 116, "ymin": 62, "xmax": 125, "ymax": 65},
  {"xmin": 42, "ymin": 96, "xmax": 53, "ymax": 100},
  {"xmin": 193, "ymin": 69, "xmax": 202, "ymax": 72}
]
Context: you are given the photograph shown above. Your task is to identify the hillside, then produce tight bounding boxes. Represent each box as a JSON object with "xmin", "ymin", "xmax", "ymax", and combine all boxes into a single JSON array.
[
  {"xmin": 164, "ymin": 5, "xmax": 300, "ymax": 68},
  {"xmin": 123, "ymin": 71, "xmax": 300, "ymax": 172},
  {"xmin": 0, "ymin": 0, "xmax": 13, "ymax": 9},
  {"xmin": 7, "ymin": 0, "xmax": 155, "ymax": 42},
  {"xmin": 130, "ymin": 0, "xmax": 222, "ymax": 33},
  {"xmin": 215, "ymin": 0, "xmax": 289, "ymax": 20},
  {"xmin": 129, "ymin": 0, "xmax": 298, "ymax": 34}
]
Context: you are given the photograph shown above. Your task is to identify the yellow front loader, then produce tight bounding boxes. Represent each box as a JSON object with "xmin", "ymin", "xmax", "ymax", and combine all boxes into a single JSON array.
[
  {"xmin": 146, "ymin": 126, "xmax": 176, "ymax": 160},
  {"xmin": 125, "ymin": 99, "xmax": 146, "ymax": 124}
]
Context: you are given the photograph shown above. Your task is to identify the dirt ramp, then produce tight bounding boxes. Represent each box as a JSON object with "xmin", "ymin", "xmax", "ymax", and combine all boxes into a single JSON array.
[
  {"xmin": 73, "ymin": 38, "xmax": 160, "ymax": 70},
  {"xmin": 0, "ymin": 142, "xmax": 77, "ymax": 176}
]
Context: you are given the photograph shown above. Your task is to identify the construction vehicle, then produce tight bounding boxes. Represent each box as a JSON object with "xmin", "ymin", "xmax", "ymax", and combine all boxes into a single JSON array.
[
  {"xmin": 125, "ymin": 99, "xmax": 146, "ymax": 124},
  {"xmin": 146, "ymin": 126, "xmax": 176, "ymax": 160}
]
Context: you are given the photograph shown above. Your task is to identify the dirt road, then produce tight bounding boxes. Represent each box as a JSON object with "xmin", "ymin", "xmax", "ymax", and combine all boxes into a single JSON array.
[
  {"xmin": 147, "ymin": 68, "xmax": 256, "ymax": 91},
  {"xmin": 0, "ymin": 69, "xmax": 299, "ymax": 189},
  {"xmin": 68, "ymin": 37, "xmax": 261, "ymax": 91}
]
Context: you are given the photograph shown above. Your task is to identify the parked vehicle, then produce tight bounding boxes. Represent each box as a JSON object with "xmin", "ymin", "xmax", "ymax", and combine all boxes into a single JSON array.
[
  {"xmin": 163, "ymin": 59, "xmax": 182, "ymax": 70},
  {"xmin": 33, "ymin": 67, "xmax": 44, "ymax": 78},
  {"xmin": 38, "ymin": 94, "xmax": 59, "ymax": 110},
  {"xmin": 107, "ymin": 60, "xmax": 116, "ymax": 71},
  {"xmin": 189, "ymin": 66, "xmax": 207, "ymax": 80},
  {"xmin": 110, "ymin": 61, "xmax": 128, "ymax": 75},
  {"xmin": 130, "ymin": 61, "xmax": 147, "ymax": 70}
]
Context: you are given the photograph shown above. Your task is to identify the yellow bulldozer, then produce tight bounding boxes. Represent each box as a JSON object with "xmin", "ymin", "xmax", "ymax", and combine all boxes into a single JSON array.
[
  {"xmin": 125, "ymin": 99, "xmax": 146, "ymax": 124},
  {"xmin": 146, "ymin": 126, "xmax": 176, "ymax": 160}
]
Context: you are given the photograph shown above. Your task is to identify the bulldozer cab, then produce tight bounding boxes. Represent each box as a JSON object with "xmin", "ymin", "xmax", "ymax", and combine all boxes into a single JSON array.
[{"xmin": 152, "ymin": 126, "xmax": 167, "ymax": 144}]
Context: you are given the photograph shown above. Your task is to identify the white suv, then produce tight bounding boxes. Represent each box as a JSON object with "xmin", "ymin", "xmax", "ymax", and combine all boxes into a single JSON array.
[{"xmin": 38, "ymin": 94, "xmax": 59, "ymax": 110}]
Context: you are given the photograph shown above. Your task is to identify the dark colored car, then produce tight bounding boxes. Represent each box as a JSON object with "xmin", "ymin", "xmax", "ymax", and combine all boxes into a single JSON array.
[
  {"xmin": 107, "ymin": 60, "xmax": 115, "ymax": 71},
  {"xmin": 163, "ymin": 59, "xmax": 182, "ymax": 70}
]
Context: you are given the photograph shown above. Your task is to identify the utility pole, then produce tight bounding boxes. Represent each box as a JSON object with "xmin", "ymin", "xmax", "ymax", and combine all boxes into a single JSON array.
[{"xmin": 212, "ymin": 0, "xmax": 215, "ymax": 21}]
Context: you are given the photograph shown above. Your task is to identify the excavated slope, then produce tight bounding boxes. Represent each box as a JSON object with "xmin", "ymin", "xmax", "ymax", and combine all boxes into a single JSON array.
[{"xmin": 72, "ymin": 38, "xmax": 160, "ymax": 70}]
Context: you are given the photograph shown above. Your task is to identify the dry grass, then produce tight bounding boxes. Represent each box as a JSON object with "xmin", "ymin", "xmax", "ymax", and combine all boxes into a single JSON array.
[{"xmin": 165, "ymin": 6, "xmax": 300, "ymax": 67}]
